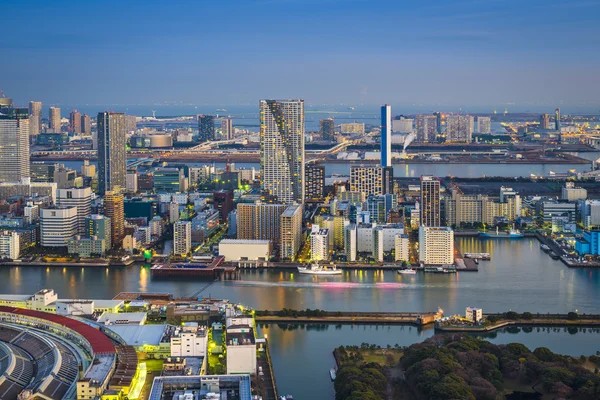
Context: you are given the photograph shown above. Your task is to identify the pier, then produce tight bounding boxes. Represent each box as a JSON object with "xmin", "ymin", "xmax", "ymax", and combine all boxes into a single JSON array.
[
  {"xmin": 255, "ymin": 310, "xmax": 443, "ymax": 326},
  {"xmin": 436, "ymin": 313, "xmax": 600, "ymax": 332}
]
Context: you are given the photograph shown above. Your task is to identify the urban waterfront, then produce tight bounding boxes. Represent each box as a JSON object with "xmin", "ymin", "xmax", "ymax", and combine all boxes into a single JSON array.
[
  {"xmin": 2, "ymin": 238, "xmax": 600, "ymax": 315},
  {"xmin": 259, "ymin": 323, "xmax": 600, "ymax": 399}
]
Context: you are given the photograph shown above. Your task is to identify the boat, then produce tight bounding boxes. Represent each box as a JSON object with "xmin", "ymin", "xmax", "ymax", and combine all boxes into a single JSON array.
[
  {"xmin": 424, "ymin": 267, "xmax": 456, "ymax": 274},
  {"xmin": 479, "ymin": 226, "xmax": 524, "ymax": 239},
  {"xmin": 463, "ymin": 253, "xmax": 491, "ymax": 260},
  {"xmin": 540, "ymin": 244, "xmax": 551, "ymax": 253},
  {"xmin": 473, "ymin": 259, "xmax": 479, "ymax": 265},
  {"xmin": 330, "ymin": 368, "xmax": 337, "ymax": 381},
  {"xmin": 297, "ymin": 263, "xmax": 342, "ymax": 275},
  {"xmin": 397, "ymin": 268, "xmax": 417, "ymax": 275},
  {"xmin": 549, "ymin": 251, "xmax": 560, "ymax": 260}
]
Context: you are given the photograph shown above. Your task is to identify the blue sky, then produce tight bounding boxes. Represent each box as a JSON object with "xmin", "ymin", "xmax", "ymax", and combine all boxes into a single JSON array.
[{"xmin": 2, "ymin": 0, "xmax": 600, "ymax": 111}]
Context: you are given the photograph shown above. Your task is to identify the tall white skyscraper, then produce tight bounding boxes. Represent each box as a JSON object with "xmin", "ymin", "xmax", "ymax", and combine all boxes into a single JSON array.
[
  {"xmin": 381, "ymin": 105, "xmax": 391, "ymax": 167},
  {"xmin": 0, "ymin": 106, "xmax": 30, "ymax": 183},
  {"xmin": 260, "ymin": 99, "xmax": 305, "ymax": 204}
]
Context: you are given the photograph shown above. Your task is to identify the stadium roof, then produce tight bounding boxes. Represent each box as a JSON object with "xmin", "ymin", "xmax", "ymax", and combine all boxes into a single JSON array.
[{"xmin": 0, "ymin": 306, "xmax": 115, "ymax": 354}]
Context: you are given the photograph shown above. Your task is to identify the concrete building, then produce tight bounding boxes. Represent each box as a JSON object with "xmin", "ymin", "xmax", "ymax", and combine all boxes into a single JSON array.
[
  {"xmin": 69, "ymin": 109, "xmax": 82, "ymax": 133},
  {"xmin": 85, "ymin": 214, "xmax": 112, "ymax": 249},
  {"xmin": 392, "ymin": 117, "xmax": 413, "ymax": 133},
  {"xmin": 98, "ymin": 112, "xmax": 127, "ymax": 195},
  {"xmin": 310, "ymin": 225, "xmax": 329, "ymax": 261},
  {"xmin": 28, "ymin": 101, "xmax": 42, "ymax": 136},
  {"xmin": 419, "ymin": 226, "xmax": 454, "ymax": 265},
  {"xmin": 260, "ymin": 99, "xmax": 304, "ymax": 204},
  {"xmin": 0, "ymin": 107, "xmax": 30, "ymax": 183},
  {"xmin": 345, "ymin": 224, "xmax": 357, "ymax": 261},
  {"xmin": 541, "ymin": 201, "xmax": 576, "ymax": 224},
  {"xmin": 126, "ymin": 171, "xmax": 138, "ymax": 193},
  {"xmin": 476, "ymin": 116, "xmax": 491, "ymax": 134},
  {"xmin": 320, "ymin": 118, "xmax": 335, "ymax": 140},
  {"xmin": 236, "ymin": 202, "xmax": 287, "ymax": 242},
  {"xmin": 580, "ymin": 200, "xmax": 600, "ymax": 229},
  {"xmin": 198, "ymin": 114, "xmax": 215, "ymax": 142},
  {"xmin": 350, "ymin": 165, "xmax": 383, "ymax": 196},
  {"xmin": 226, "ymin": 325, "xmax": 257, "ymax": 375},
  {"xmin": 280, "ymin": 204, "xmax": 303, "ymax": 260},
  {"xmin": 340, "ymin": 122, "xmax": 365, "ymax": 134},
  {"xmin": 170, "ymin": 322, "xmax": 207, "ymax": 357},
  {"xmin": 0, "ymin": 231, "xmax": 20, "ymax": 259},
  {"xmin": 148, "ymin": 375, "xmax": 252, "ymax": 400},
  {"xmin": 420, "ymin": 176, "xmax": 440, "ymax": 227},
  {"xmin": 540, "ymin": 113, "xmax": 550, "ymax": 130},
  {"xmin": 154, "ymin": 168, "xmax": 184, "ymax": 193},
  {"xmin": 414, "ymin": 115, "xmax": 437, "ymax": 142},
  {"xmin": 576, "ymin": 230, "xmax": 600, "ymax": 255},
  {"xmin": 104, "ymin": 191, "xmax": 125, "ymax": 245},
  {"xmin": 174, "ymin": 220, "xmax": 191, "ymax": 256},
  {"xmin": 48, "ymin": 106, "xmax": 61, "ymax": 132},
  {"xmin": 221, "ymin": 117, "xmax": 233, "ymax": 140},
  {"xmin": 446, "ymin": 115, "xmax": 474, "ymax": 143},
  {"xmin": 67, "ymin": 235, "xmax": 106, "ymax": 257},
  {"xmin": 56, "ymin": 187, "xmax": 92, "ymax": 235},
  {"xmin": 395, "ymin": 234, "xmax": 409, "ymax": 262},
  {"xmin": 41, "ymin": 206, "xmax": 78, "ymax": 247},
  {"xmin": 555, "ymin": 108, "xmax": 561, "ymax": 131},
  {"xmin": 81, "ymin": 113, "xmax": 91, "ymax": 134},
  {"xmin": 562, "ymin": 182, "xmax": 587, "ymax": 202},
  {"xmin": 465, "ymin": 307, "xmax": 483, "ymax": 323},
  {"xmin": 305, "ymin": 164, "xmax": 325, "ymax": 201},
  {"xmin": 219, "ymin": 239, "xmax": 271, "ymax": 261}
]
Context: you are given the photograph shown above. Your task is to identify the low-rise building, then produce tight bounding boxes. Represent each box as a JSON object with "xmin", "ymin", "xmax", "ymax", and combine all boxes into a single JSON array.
[
  {"xmin": 465, "ymin": 307, "xmax": 483, "ymax": 323},
  {"xmin": 226, "ymin": 325, "xmax": 257, "ymax": 375},
  {"xmin": 170, "ymin": 322, "xmax": 207, "ymax": 357},
  {"xmin": 219, "ymin": 239, "xmax": 271, "ymax": 262}
]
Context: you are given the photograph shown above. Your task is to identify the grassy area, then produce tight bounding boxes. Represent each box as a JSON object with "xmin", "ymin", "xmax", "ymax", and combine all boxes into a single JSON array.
[{"xmin": 336, "ymin": 346, "xmax": 404, "ymax": 368}]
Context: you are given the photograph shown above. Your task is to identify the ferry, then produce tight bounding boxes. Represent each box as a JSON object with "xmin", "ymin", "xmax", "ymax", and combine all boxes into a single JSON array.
[
  {"xmin": 297, "ymin": 263, "xmax": 342, "ymax": 275},
  {"xmin": 540, "ymin": 244, "xmax": 551, "ymax": 253},
  {"xmin": 397, "ymin": 268, "xmax": 417, "ymax": 275},
  {"xmin": 330, "ymin": 368, "xmax": 337, "ymax": 381},
  {"xmin": 424, "ymin": 267, "xmax": 456, "ymax": 274},
  {"xmin": 479, "ymin": 227, "xmax": 524, "ymax": 239},
  {"xmin": 463, "ymin": 253, "xmax": 491, "ymax": 260}
]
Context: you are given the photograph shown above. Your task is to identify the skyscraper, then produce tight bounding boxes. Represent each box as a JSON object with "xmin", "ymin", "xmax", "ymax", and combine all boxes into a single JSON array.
[
  {"xmin": 305, "ymin": 164, "xmax": 325, "ymax": 201},
  {"xmin": 446, "ymin": 115, "xmax": 474, "ymax": 143},
  {"xmin": 381, "ymin": 105, "xmax": 391, "ymax": 167},
  {"xmin": 420, "ymin": 176, "xmax": 440, "ymax": 227},
  {"xmin": 104, "ymin": 191, "xmax": 124, "ymax": 246},
  {"xmin": 259, "ymin": 99, "xmax": 305, "ymax": 204},
  {"xmin": 280, "ymin": 204, "xmax": 303, "ymax": 260},
  {"xmin": 97, "ymin": 112, "xmax": 127, "ymax": 195},
  {"xmin": 81, "ymin": 114, "xmax": 91, "ymax": 134},
  {"xmin": 0, "ymin": 106, "xmax": 30, "ymax": 183},
  {"xmin": 28, "ymin": 101, "xmax": 42, "ymax": 136},
  {"xmin": 320, "ymin": 118, "xmax": 335, "ymax": 141},
  {"xmin": 56, "ymin": 187, "xmax": 92, "ymax": 235},
  {"xmin": 476, "ymin": 116, "xmax": 491, "ymax": 134},
  {"xmin": 350, "ymin": 166, "xmax": 383, "ymax": 196},
  {"xmin": 49, "ymin": 107, "xmax": 61, "ymax": 132},
  {"xmin": 555, "ymin": 108, "xmax": 561, "ymax": 131},
  {"xmin": 433, "ymin": 112, "xmax": 442, "ymax": 134},
  {"xmin": 221, "ymin": 118, "xmax": 233, "ymax": 140},
  {"xmin": 174, "ymin": 220, "xmax": 192, "ymax": 256},
  {"xmin": 414, "ymin": 115, "xmax": 437, "ymax": 142},
  {"xmin": 69, "ymin": 109, "xmax": 82, "ymax": 133},
  {"xmin": 198, "ymin": 115, "xmax": 215, "ymax": 142}
]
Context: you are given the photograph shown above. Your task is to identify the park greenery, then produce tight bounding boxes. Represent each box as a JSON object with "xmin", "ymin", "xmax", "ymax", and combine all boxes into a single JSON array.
[{"xmin": 333, "ymin": 335, "xmax": 600, "ymax": 400}]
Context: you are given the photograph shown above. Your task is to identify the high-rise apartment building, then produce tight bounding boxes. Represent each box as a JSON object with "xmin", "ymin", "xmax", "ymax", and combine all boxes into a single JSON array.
[
  {"xmin": 345, "ymin": 224, "xmax": 357, "ymax": 261},
  {"xmin": 81, "ymin": 114, "xmax": 91, "ymax": 134},
  {"xmin": 540, "ymin": 113, "xmax": 550, "ymax": 130},
  {"xmin": 394, "ymin": 234, "xmax": 409, "ymax": 262},
  {"xmin": 446, "ymin": 115, "xmax": 474, "ymax": 142},
  {"xmin": 85, "ymin": 215, "xmax": 112, "ymax": 249},
  {"xmin": 414, "ymin": 115, "xmax": 437, "ymax": 142},
  {"xmin": 198, "ymin": 115, "xmax": 215, "ymax": 142},
  {"xmin": 97, "ymin": 112, "xmax": 127, "ymax": 195},
  {"xmin": 174, "ymin": 220, "xmax": 192, "ymax": 256},
  {"xmin": 280, "ymin": 204, "xmax": 303, "ymax": 260},
  {"xmin": 221, "ymin": 118, "xmax": 233, "ymax": 140},
  {"xmin": 392, "ymin": 117, "xmax": 413, "ymax": 133},
  {"xmin": 555, "ymin": 108, "xmax": 561, "ymax": 131},
  {"xmin": 310, "ymin": 226, "xmax": 330, "ymax": 261},
  {"xmin": 69, "ymin": 110, "xmax": 82, "ymax": 133},
  {"xmin": 381, "ymin": 105, "xmax": 392, "ymax": 167},
  {"xmin": 305, "ymin": 164, "xmax": 325, "ymax": 201},
  {"xmin": 420, "ymin": 176, "xmax": 440, "ymax": 227},
  {"xmin": 433, "ymin": 112, "xmax": 442, "ymax": 134},
  {"xmin": 476, "ymin": 116, "xmax": 491, "ymax": 134},
  {"xmin": 0, "ymin": 107, "xmax": 30, "ymax": 183},
  {"xmin": 350, "ymin": 166, "xmax": 383, "ymax": 196},
  {"xmin": 236, "ymin": 202, "xmax": 287, "ymax": 242},
  {"xmin": 49, "ymin": 107, "xmax": 61, "ymax": 132},
  {"xmin": 56, "ymin": 187, "xmax": 92, "ymax": 235},
  {"xmin": 40, "ymin": 206, "xmax": 78, "ymax": 247},
  {"xmin": 260, "ymin": 99, "xmax": 305, "ymax": 204},
  {"xmin": 125, "ymin": 115, "xmax": 137, "ymax": 133},
  {"xmin": 28, "ymin": 101, "xmax": 42, "ymax": 136},
  {"xmin": 320, "ymin": 118, "xmax": 335, "ymax": 141},
  {"xmin": 419, "ymin": 226, "xmax": 454, "ymax": 265},
  {"xmin": 104, "ymin": 191, "xmax": 125, "ymax": 246}
]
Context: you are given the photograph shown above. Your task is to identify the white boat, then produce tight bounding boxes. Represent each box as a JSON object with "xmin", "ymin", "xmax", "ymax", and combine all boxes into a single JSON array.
[
  {"xmin": 330, "ymin": 368, "xmax": 337, "ymax": 381},
  {"xmin": 297, "ymin": 263, "xmax": 342, "ymax": 275},
  {"xmin": 397, "ymin": 268, "xmax": 417, "ymax": 275}
]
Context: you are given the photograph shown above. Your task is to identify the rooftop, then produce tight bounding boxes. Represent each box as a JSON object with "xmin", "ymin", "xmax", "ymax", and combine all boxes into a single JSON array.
[
  {"xmin": 219, "ymin": 239, "xmax": 270, "ymax": 245},
  {"xmin": 281, "ymin": 204, "xmax": 301, "ymax": 217},
  {"xmin": 97, "ymin": 312, "xmax": 147, "ymax": 325},
  {"xmin": 104, "ymin": 324, "xmax": 170, "ymax": 347}
]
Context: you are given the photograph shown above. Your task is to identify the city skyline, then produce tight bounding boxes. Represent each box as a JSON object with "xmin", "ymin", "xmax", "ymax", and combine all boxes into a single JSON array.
[{"xmin": 2, "ymin": 0, "xmax": 600, "ymax": 109}]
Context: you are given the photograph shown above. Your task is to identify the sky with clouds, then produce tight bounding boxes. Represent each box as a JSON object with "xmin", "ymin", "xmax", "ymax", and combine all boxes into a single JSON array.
[{"xmin": 2, "ymin": 0, "xmax": 600, "ymax": 112}]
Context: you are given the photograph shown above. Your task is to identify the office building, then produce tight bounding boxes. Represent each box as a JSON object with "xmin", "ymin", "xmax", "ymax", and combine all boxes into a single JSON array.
[
  {"xmin": 345, "ymin": 224, "xmax": 357, "ymax": 261},
  {"xmin": 540, "ymin": 113, "xmax": 550, "ymax": 130},
  {"xmin": 305, "ymin": 164, "xmax": 325, "ymax": 201},
  {"xmin": 420, "ymin": 176, "xmax": 440, "ymax": 227},
  {"xmin": 104, "ymin": 191, "xmax": 125, "ymax": 245},
  {"xmin": 541, "ymin": 201, "xmax": 576, "ymax": 224},
  {"xmin": 69, "ymin": 109, "xmax": 81, "ymax": 133},
  {"xmin": 260, "ymin": 99, "xmax": 305, "ymax": 204},
  {"xmin": 580, "ymin": 200, "xmax": 600, "ymax": 229},
  {"xmin": 562, "ymin": 182, "xmax": 587, "ymax": 202},
  {"xmin": 395, "ymin": 234, "xmax": 409, "ymax": 262},
  {"xmin": 81, "ymin": 114, "xmax": 91, "ymax": 134},
  {"xmin": 350, "ymin": 165, "xmax": 383, "ymax": 196},
  {"xmin": 280, "ymin": 203, "xmax": 303, "ymax": 260},
  {"xmin": 28, "ymin": 101, "xmax": 42, "ymax": 136},
  {"xmin": 414, "ymin": 115, "xmax": 437, "ymax": 142},
  {"xmin": 555, "ymin": 108, "xmax": 561, "ymax": 131},
  {"xmin": 56, "ymin": 187, "xmax": 92, "ymax": 235},
  {"xmin": 213, "ymin": 190, "xmax": 234, "ymax": 222},
  {"xmin": 476, "ymin": 116, "xmax": 491, "ymax": 134},
  {"xmin": 0, "ymin": 231, "xmax": 20, "ymax": 259},
  {"xmin": 310, "ymin": 225, "xmax": 329, "ymax": 261},
  {"xmin": 48, "ymin": 107, "xmax": 61, "ymax": 132},
  {"xmin": 418, "ymin": 226, "xmax": 454, "ymax": 265},
  {"xmin": 85, "ymin": 214, "xmax": 111, "ymax": 249},
  {"xmin": 446, "ymin": 115, "xmax": 474, "ymax": 142},
  {"xmin": 236, "ymin": 202, "xmax": 287, "ymax": 242},
  {"xmin": 0, "ymin": 107, "xmax": 30, "ymax": 183},
  {"xmin": 372, "ymin": 224, "xmax": 405, "ymax": 262},
  {"xmin": 381, "ymin": 105, "xmax": 392, "ymax": 167},
  {"xmin": 320, "ymin": 118, "xmax": 335, "ymax": 141},
  {"xmin": 126, "ymin": 171, "xmax": 138, "ymax": 192},
  {"xmin": 148, "ymin": 375, "xmax": 252, "ymax": 400},
  {"xmin": 198, "ymin": 114, "xmax": 215, "ymax": 142},
  {"xmin": 40, "ymin": 206, "xmax": 78, "ymax": 247},
  {"xmin": 221, "ymin": 117, "xmax": 233, "ymax": 140},
  {"xmin": 174, "ymin": 220, "xmax": 191, "ymax": 256},
  {"xmin": 153, "ymin": 168, "xmax": 184, "ymax": 193},
  {"xmin": 97, "ymin": 112, "xmax": 127, "ymax": 195}
]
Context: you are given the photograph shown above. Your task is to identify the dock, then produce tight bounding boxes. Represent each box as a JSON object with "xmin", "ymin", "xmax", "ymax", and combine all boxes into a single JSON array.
[{"xmin": 535, "ymin": 233, "xmax": 600, "ymax": 268}]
